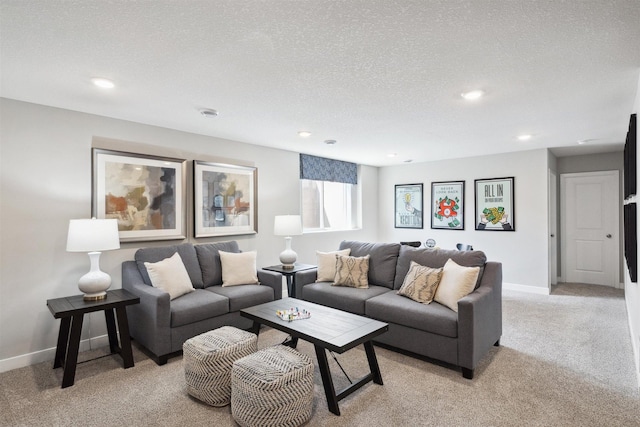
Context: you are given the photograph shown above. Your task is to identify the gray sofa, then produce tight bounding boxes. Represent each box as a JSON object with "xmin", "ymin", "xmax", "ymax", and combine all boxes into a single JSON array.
[
  {"xmin": 294, "ymin": 241, "xmax": 502, "ymax": 379},
  {"xmin": 122, "ymin": 241, "xmax": 282, "ymax": 365}
]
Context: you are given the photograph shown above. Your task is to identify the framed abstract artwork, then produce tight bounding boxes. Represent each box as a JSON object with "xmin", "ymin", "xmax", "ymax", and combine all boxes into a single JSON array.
[
  {"xmin": 194, "ymin": 161, "xmax": 258, "ymax": 238},
  {"xmin": 431, "ymin": 181, "xmax": 464, "ymax": 230},
  {"xmin": 395, "ymin": 183, "xmax": 423, "ymax": 229},
  {"xmin": 92, "ymin": 148, "xmax": 187, "ymax": 242},
  {"xmin": 474, "ymin": 177, "xmax": 515, "ymax": 231}
]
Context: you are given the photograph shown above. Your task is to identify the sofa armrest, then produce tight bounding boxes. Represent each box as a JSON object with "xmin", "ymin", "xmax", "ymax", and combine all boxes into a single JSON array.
[
  {"xmin": 257, "ymin": 269, "xmax": 283, "ymax": 300},
  {"xmin": 294, "ymin": 268, "xmax": 318, "ymax": 299},
  {"xmin": 122, "ymin": 261, "xmax": 172, "ymax": 357},
  {"xmin": 457, "ymin": 261, "xmax": 502, "ymax": 371}
]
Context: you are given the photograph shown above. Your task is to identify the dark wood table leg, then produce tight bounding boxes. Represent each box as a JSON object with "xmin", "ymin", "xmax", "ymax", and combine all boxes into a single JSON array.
[
  {"xmin": 115, "ymin": 306, "xmax": 134, "ymax": 368},
  {"xmin": 53, "ymin": 317, "xmax": 71, "ymax": 369},
  {"xmin": 249, "ymin": 320, "xmax": 261, "ymax": 336},
  {"xmin": 104, "ymin": 308, "xmax": 118, "ymax": 354},
  {"xmin": 61, "ymin": 314, "xmax": 84, "ymax": 388},
  {"xmin": 286, "ymin": 275, "xmax": 294, "ymax": 297},
  {"xmin": 364, "ymin": 341, "xmax": 383, "ymax": 385},
  {"xmin": 315, "ymin": 345, "xmax": 340, "ymax": 416}
]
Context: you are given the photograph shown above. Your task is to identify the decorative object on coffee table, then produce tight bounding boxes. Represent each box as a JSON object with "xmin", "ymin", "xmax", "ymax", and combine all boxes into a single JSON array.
[
  {"xmin": 231, "ymin": 345, "xmax": 314, "ymax": 427},
  {"xmin": 183, "ymin": 326, "xmax": 257, "ymax": 407},
  {"xmin": 66, "ymin": 218, "xmax": 120, "ymax": 300},
  {"xmin": 273, "ymin": 215, "xmax": 302, "ymax": 269}
]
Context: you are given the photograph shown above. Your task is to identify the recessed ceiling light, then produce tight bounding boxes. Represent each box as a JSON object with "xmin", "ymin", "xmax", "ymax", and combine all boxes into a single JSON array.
[
  {"xmin": 387, "ymin": 153, "xmax": 397, "ymax": 158},
  {"xmin": 461, "ymin": 90, "xmax": 484, "ymax": 100},
  {"xmin": 199, "ymin": 109, "xmax": 219, "ymax": 118},
  {"xmin": 517, "ymin": 134, "xmax": 532, "ymax": 141},
  {"xmin": 91, "ymin": 77, "xmax": 115, "ymax": 89},
  {"xmin": 324, "ymin": 139, "xmax": 337, "ymax": 145},
  {"xmin": 298, "ymin": 131, "xmax": 312, "ymax": 138},
  {"xmin": 578, "ymin": 138, "xmax": 597, "ymax": 145}
]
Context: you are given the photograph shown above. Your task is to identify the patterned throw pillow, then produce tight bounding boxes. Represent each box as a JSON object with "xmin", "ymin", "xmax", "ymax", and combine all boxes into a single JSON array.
[
  {"xmin": 332, "ymin": 254, "xmax": 370, "ymax": 288},
  {"xmin": 397, "ymin": 261, "xmax": 443, "ymax": 304}
]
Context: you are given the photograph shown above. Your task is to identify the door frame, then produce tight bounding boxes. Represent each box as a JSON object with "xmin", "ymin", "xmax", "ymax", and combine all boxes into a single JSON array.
[
  {"xmin": 560, "ymin": 170, "xmax": 620, "ymax": 288},
  {"xmin": 548, "ymin": 170, "xmax": 558, "ymax": 286}
]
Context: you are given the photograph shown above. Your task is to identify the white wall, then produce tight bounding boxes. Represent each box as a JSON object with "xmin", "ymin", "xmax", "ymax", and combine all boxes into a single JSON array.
[
  {"xmin": 378, "ymin": 149, "xmax": 550, "ymax": 292},
  {"xmin": 0, "ymin": 98, "xmax": 379, "ymax": 371},
  {"xmin": 625, "ymin": 73, "xmax": 640, "ymax": 384}
]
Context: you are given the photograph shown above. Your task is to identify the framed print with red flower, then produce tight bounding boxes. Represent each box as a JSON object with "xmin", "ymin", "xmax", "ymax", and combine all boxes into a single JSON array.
[{"xmin": 431, "ymin": 181, "xmax": 464, "ymax": 230}]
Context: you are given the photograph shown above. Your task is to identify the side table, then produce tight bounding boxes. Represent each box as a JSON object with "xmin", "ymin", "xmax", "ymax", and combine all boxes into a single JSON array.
[
  {"xmin": 262, "ymin": 263, "xmax": 316, "ymax": 298},
  {"xmin": 46, "ymin": 288, "xmax": 140, "ymax": 388}
]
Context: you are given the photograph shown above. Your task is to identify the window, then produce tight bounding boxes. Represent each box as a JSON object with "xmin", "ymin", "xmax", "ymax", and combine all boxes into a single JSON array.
[{"xmin": 299, "ymin": 154, "xmax": 359, "ymax": 232}]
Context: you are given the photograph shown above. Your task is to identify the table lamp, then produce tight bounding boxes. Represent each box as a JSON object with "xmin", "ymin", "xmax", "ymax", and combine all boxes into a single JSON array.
[
  {"xmin": 274, "ymin": 215, "xmax": 302, "ymax": 269},
  {"xmin": 67, "ymin": 218, "xmax": 120, "ymax": 300}
]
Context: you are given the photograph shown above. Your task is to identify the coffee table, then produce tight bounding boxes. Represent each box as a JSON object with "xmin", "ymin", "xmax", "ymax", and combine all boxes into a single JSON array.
[{"xmin": 240, "ymin": 297, "xmax": 388, "ymax": 415}]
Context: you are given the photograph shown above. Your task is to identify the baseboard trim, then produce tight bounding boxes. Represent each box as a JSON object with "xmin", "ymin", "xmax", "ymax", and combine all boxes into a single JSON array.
[
  {"xmin": 503, "ymin": 282, "xmax": 550, "ymax": 295},
  {"xmin": 0, "ymin": 334, "xmax": 111, "ymax": 374}
]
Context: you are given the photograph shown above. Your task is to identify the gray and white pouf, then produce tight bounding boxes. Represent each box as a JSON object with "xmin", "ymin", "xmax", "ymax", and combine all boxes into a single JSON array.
[
  {"xmin": 183, "ymin": 326, "xmax": 258, "ymax": 407},
  {"xmin": 231, "ymin": 345, "xmax": 314, "ymax": 427}
]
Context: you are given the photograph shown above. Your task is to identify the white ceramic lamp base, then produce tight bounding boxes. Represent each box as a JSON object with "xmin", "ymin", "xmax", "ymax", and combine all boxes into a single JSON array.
[
  {"xmin": 78, "ymin": 251, "xmax": 112, "ymax": 300},
  {"xmin": 279, "ymin": 236, "xmax": 297, "ymax": 270}
]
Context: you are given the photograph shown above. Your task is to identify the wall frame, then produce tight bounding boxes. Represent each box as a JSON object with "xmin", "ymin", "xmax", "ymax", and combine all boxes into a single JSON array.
[
  {"xmin": 194, "ymin": 161, "xmax": 257, "ymax": 238},
  {"xmin": 474, "ymin": 177, "xmax": 515, "ymax": 231},
  {"xmin": 431, "ymin": 181, "xmax": 464, "ymax": 230},
  {"xmin": 395, "ymin": 183, "xmax": 423, "ymax": 229},
  {"xmin": 92, "ymin": 148, "xmax": 187, "ymax": 242}
]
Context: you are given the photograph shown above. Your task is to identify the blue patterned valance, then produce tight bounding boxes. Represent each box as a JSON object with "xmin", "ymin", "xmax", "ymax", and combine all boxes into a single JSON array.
[{"xmin": 299, "ymin": 154, "xmax": 358, "ymax": 185}]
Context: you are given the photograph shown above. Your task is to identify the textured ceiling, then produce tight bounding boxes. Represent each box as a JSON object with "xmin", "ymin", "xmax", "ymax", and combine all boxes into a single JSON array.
[{"xmin": 1, "ymin": 0, "xmax": 639, "ymax": 166}]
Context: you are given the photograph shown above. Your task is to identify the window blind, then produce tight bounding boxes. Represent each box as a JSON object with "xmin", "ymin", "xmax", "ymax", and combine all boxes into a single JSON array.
[{"xmin": 299, "ymin": 154, "xmax": 357, "ymax": 185}]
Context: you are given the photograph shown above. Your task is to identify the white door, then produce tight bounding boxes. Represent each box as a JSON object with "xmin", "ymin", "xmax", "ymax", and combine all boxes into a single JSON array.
[
  {"xmin": 549, "ymin": 171, "xmax": 558, "ymax": 285},
  {"xmin": 561, "ymin": 171, "xmax": 619, "ymax": 287}
]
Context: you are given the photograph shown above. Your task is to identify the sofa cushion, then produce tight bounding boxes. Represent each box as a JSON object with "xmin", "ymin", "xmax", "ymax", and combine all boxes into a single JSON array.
[
  {"xmin": 365, "ymin": 292, "xmax": 458, "ymax": 338},
  {"xmin": 332, "ymin": 254, "xmax": 370, "ymax": 288},
  {"xmin": 219, "ymin": 250, "xmax": 259, "ymax": 286},
  {"xmin": 393, "ymin": 246, "xmax": 486, "ymax": 290},
  {"xmin": 135, "ymin": 243, "xmax": 204, "ymax": 288},
  {"xmin": 433, "ymin": 259, "xmax": 480, "ymax": 313},
  {"xmin": 397, "ymin": 261, "xmax": 442, "ymax": 304},
  {"xmin": 170, "ymin": 289, "xmax": 229, "ymax": 327},
  {"xmin": 338, "ymin": 241, "xmax": 400, "ymax": 289},
  {"xmin": 302, "ymin": 282, "xmax": 391, "ymax": 315},
  {"xmin": 194, "ymin": 241, "xmax": 241, "ymax": 287},
  {"xmin": 144, "ymin": 252, "xmax": 195, "ymax": 300},
  {"xmin": 316, "ymin": 249, "xmax": 351, "ymax": 282},
  {"xmin": 207, "ymin": 284, "xmax": 274, "ymax": 312}
]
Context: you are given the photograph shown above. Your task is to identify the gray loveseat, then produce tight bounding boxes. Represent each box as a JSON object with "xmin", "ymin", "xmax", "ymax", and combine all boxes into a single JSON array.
[
  {"xmin": 294, "ymin": 241, "xmax": 502, "ymax": 379},
  {"xmin": 122, "ymin": 241, "xmax": 282, "ymax": 365}
]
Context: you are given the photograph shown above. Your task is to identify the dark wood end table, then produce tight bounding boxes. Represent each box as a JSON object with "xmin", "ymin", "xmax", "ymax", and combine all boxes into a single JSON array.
[
  {"xmin": 262, "ymin": 263, "xmax": 316, "ymax": 298},
  {"xmin": 241, "ymin": 297, "xmax": 388, "ymax": 415},
  {"xmin": 46, "ymin": 288, "xmax": 140, "ymax": 388}
]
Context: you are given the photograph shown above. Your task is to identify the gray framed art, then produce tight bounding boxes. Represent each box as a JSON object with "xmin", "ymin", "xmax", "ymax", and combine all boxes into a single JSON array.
[
  {"xmin": 92, "ymin": 148, "xmax": 187, "ymax": 242},
  {"xmin": 194, "ymin": 161, "xmax": 258, "ymax": 238},
  {"xmin": 395, "ymin": 183, "xmax": 423, "ymax": 229}
]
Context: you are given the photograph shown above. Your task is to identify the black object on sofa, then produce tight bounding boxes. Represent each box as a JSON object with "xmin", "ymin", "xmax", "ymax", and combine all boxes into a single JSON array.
[
  {"xmin": 294, "ymin": 240, "xmax": 502, "ymax": 379},
  {"xmin": 122, "ymin": 241, "xmax": 282, "ymax": 365}
]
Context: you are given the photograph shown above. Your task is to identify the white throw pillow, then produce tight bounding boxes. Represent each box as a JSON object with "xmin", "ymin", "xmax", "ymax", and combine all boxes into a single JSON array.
[
  {"xmin": 434, "ymin": 258, "xmax": 480, "ymax": 312},
  {"xmin": 144, "ymin": 252, "xmax": 195, "ymax": 300},
  {"xmin": 219, "ymin": 250, "xmax": 259, "ymax": 287},
  {"xmin": 316, "ymin": 249, "xmax": 351, "ymax": 282}
]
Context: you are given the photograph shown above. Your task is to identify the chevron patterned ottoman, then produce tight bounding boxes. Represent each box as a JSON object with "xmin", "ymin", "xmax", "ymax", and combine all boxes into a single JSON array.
[
  {"xmin": 231, "ymin": 345, "xmax": 314, "ymax": 427},
  {"xmin": 183, "ymin": 326, "xmax": 258, "ymax": 407}
]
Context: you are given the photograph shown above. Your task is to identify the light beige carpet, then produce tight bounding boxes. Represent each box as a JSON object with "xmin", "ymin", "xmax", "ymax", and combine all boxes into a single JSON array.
[{"xmin": 1, "ymin": 283, "xmax": 639, "ymax": 426}]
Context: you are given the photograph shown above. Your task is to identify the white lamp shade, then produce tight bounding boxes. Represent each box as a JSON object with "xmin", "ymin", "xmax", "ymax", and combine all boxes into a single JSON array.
[
  {"xmin": 274, "ymin": 215, "xmax": 302, "ymax": 236},
  {"xmin": 67, "ymin": 218, "xmax": 120, "ymax": 252}
]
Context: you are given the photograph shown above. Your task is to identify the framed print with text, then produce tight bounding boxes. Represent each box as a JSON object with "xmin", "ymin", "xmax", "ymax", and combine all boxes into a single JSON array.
[
  {"xmin": 194, "ymin": 161, "xmax": 258, "ymax": 238},
  {"xmin": 431, "ymin": 181, "xmax": 464, "ymax": 230},
  {"xmin": 395, "ymin": 183, "xmax": 423, "ymax": 229},
  {"xmin": 92, "ymin": 148, "xmax": 187, "ymax": 242},
  {"xmin": 474, "ymin": 177, "xmax": 515, "ymax": 231}
]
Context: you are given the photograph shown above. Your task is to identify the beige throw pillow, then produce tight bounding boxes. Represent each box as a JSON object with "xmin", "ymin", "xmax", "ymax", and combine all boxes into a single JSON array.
[
  {"xmin": 434, "ymin": 258, "xmax": 480, "ymax": 312},
  {"xmin": 397, "ymin": 261, "xmax": 443, "ymax": 304},
  {"xmin": 332, "ymin": 254, "xmax": 370, "ymax": 289},
  {"xmin": 219, "ymin": 250, "xmax": 259, "ymax": 287},
  {"xmin": 144, "ymin": 252, "xmax": 195, "ymax": 300},
  {"xmin": 316, "ymin": 249, "xmax": 351, "ymax": 282}
]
